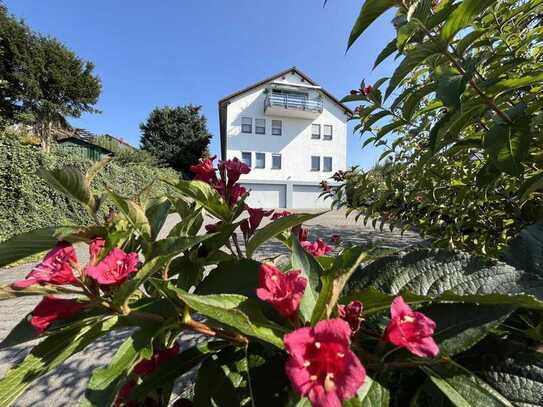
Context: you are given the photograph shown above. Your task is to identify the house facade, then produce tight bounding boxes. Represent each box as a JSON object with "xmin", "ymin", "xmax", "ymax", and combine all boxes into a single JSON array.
[{"xmin": 218, "ymin": 67, "xmax": 351, "ymax": 209}]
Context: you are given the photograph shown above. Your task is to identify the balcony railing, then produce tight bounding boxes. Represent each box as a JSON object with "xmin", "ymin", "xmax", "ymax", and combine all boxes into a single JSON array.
[{"xmin": 265, "ymin": 93, "xmax": 323, "ymax": 113}]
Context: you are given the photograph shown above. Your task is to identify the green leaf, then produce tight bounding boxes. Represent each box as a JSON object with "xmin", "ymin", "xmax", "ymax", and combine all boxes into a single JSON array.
[
  {"xmin": 132, "ymin": 341, "xmax": 229, "ymax": 400},
  {"xmin": 38, "ymin": 166, "xmax": 95, "ymax": 212},
  {"xmin": 344, "ymin": 375, "xmax": 390, "ymax": 406},
  {"xmin": 145, "ymin": 197, "xmax": 172, "ymax": 239},
  {"xmin": 85, "ymin": 157, "xmax": 112, "ymax": 184},
  {"xmin": 112, "ymin": 255, "xmax": 172, "ymax": 309},
  {"xmin": 346, "ymin": 249, "xmax": 543, "ymax": 299},
  {"xmin": 348, "ymin": 0, "xmax": 397, "ymax": 49},
  {"xmin": 151, "ymin": 233, "xmax": 216, "ymax": 258},
  {"xmin": 291, "ymin": 237, "xmax": 324, "ymax": 323},
  {"xmin": 82, "ymin": 327, "xmax": 156, "ymax": 407},
  {"xmin": 501, "ymin": 223, "xmax": 543, "ymax": 275},
  {"xmin": 108, "ymin": 190, "xmax": 152, "ymax": 240},
  {"xmin": 419, "ymin": 363, "xmax": 512, "ymax": 406},
  {"xmin": 0, "ymin": 317, "xmax": 118, "ymax": 407},
  {"xmin": 483, "ymin": 110, "xmax": 529, "ymax": 176},
  {"xmin": 246, "ymin": 212, "xmax": 325, "ymax": 257},
  {"xmin": 475, "ymin": 337, "xmax": 543, "ymax": 406},
  {"xmin": 519, "ymin": 171, "xmax": 543, "ymax": 201},
  {"xmin": 0, "ymin": 226, "xmax": 59, "ymax": 268},
  {"xmin": 484, "ymin": 72, "xmax": 543, "ymax": 96},
  {"xmin": 197, "ymin": 259, "xmax": 261, "ymax": 297},
  {"xmin": 441, "ymin": 0, "xmax": 497, "ymax": 42},
  {"xmin": 152, "ymin": 281, "xmax": 286, "ymax": 348},
  {"xmin": 165, "ymin": 179, "xmax": 232, "ymax": 221},
  {"xmin": 385, "ymin": 41, "xmax": 444, "ymax": 99},
  {"xmin": 311, "ymin": 247, "xmax": 368, "ymax": 324}
]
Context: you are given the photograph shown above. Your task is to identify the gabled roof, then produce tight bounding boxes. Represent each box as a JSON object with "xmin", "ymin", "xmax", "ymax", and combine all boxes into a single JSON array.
[{"xmin": 218, "ymin": 67, "xmax": 353, "ymax": 159}]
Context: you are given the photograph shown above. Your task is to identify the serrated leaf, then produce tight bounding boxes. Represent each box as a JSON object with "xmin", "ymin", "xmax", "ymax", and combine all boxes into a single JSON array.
[
  {"xmin": 246, "ymin": 212, "xmax": 325, "ymax": 257},
  {"xmin": 145, "ymin": 197, "xmax": 172, "ymax": 239},
  {"xmin": 108, "ymin": 190, "xmax": 152, "ymax": 240},
  {"xmin": 344, "ymin": 375, "xmax": 390, "ymax": 406},
  {"xmin": 196, "ymin": 259, "xmax": 261, "ymax": 297},
  {"xmin": 292, "ymin": 237, "xmax": 323, "ymax": 323},
  {"xmin": 38, "ymin": 166, "xmax": 95, "ymax": 211}
]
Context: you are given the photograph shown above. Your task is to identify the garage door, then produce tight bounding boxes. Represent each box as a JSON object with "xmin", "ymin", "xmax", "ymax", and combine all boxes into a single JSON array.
[
  {"xmin": 292, "ymin": 185, "xmax": 329, "ymax": 209},
  {"xmin": 242, "ymin": 183, "xmax": 286, "ymax": 208}
]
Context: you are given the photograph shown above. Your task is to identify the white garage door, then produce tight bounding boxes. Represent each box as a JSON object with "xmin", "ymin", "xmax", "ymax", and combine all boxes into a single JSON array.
[
  {"xmin": 242, "ymin": 183, "xmax": 286, "ymax": 208},
  {"xmin": 293, "ymin": 185, "xmax": 329, "ymax": 209}
]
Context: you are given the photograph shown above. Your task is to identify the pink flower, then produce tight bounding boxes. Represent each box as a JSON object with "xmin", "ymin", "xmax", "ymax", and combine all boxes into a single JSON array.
[
  {"xmin": 89, "ymin": 238, "xmax": 106, "ymax": 264},
  {"xmin": 337, "ymin": 301, "xmax": 363, "ymax": 335},
  {"xmin": 30, "ymin": 295, "xmax": 84, "ymax": 334},
  {"xmin": 205, "ymin": 222, "xmax": 221, "ymax": 233},
  {"xmin": 284, "ymin": 319, "xmax": 366, "ymax": 407},
  {"xmin": 85, "ymin": 248, "xmax": 139, "ymax": 286},
  {"xmin": 229, "ymin": 184, "xmax": 247, "ymax": 206},
  {"xmin": 385, "ymin": 296, "xmax": 439, "ymax": 358},
  {"xmin": 219, "ymin": 157, "xmax": 250, "ymax": 186},
  {"xmin": 256, "ymin": 264, "xmax": 307, "ymax": 319},
  {"xmin": 320, "ymin": 180, "xmax": 331, "ymax": 193},
  {"xmin": 190, "ymin": 156, "xmax": 217, "ymax": 183},
  {"xmin": 301, "ymin": 239, "xmax": 333, "ymax": 257},
  {"xmin": 362, "ymin": 85, "xmax": 373, "ymax": 96},
  {"xmin": 12, "ymin": 242, "xmax": 79, "ymax": 289},
  {"xmin": 271, "ymin": 210, "xmax": 292, "ymax": 220},
  {"xmin": 115, "ymin": 380, "xmax": 137, "ymax": 407},
  {"xmin": 133, "ymin": 343, "xmax": 180, "ymax": 376},
  {"xmin": 241, "ymin": 207, "xmax": 273, "ymax": 239},
  {"xmin": 330, "ymin": 234, "xmax": 341, "ymax": 245}
]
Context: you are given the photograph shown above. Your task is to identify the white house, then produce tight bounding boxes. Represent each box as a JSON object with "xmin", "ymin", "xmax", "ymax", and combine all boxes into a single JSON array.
[{"xmin": 218, "ymin": 67, "xmax": 351, "ymax": 209}]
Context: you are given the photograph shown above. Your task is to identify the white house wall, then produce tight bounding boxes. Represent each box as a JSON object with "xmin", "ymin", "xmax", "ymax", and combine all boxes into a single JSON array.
[{"xmin": 225, "ymin": 73, "xmax": 348, "ymax": 184}]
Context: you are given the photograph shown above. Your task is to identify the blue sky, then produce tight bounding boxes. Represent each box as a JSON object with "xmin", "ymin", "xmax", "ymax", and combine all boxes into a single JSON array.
[{"xmin": 5, "ymin": 0, "xmax": 397, "ymax": 169}]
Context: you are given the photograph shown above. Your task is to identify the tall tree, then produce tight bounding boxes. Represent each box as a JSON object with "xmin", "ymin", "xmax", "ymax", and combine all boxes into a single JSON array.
[
  {"xmin": 0, "ymin": 5, "xmax": 101, "ymax": 150},
  {"xmin": 140, "ymin": 105, "xmax": 211, "ymax": 173}
]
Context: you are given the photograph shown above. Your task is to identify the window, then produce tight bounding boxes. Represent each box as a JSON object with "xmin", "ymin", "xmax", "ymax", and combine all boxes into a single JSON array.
[
  {"xmin": 311, "ymin": 156, "xmax": 320, "ymax": 171},
  {"xmin": 272, "ymin": 120, "xmax": 282, "ymax": 136},
  {"xmin": 323, "ymin": 125, "xmax": 333, "ymax": 140},
  {"xmin": 255, "ymin": 119, "xmax": 266, "ymax": 134},
  {"xmin": 323, "ymin": 156, "xmax": 333, "ymax": 172},
  {"xmin": 241, "ymin": 117, "xmax": 252, "ymax": 134},
  {"xmin": 255, "ymin": 152, "xmax": 265, "ymax": 169},
  {"xmin": 241, "ymin": 152, "xmax": 252, "ymax": 167},
  {"xmin": 272, "ymin": 154, "xmax": 282, "ymax": 169},
  {"xmin": 311, "ymin": 124, "xmax": 321, "ymax": 139}
]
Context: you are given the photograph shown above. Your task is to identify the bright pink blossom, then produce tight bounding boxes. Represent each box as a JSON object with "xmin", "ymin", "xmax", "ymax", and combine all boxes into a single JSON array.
[
  {"xmin": 284, "ymin": 319, "xmax": 366, "ymax": 407},
  {"xmin": 338, "ymin": 301, "xmax": 363, "ymax": 335},
  {"xmin": 190, "ymin": 156, "xmax": 217, "ymax": 183},
  {"xmin": 85, "ymin": 248, "xmax": 139, "ymax": 286},
  {"xmin": 220, "ymin": 157, "xmax": 250, "ymax": 186},
  {"xmin": 241, "ymin": 207, "xmax": 273, "ymax": 239},
  {"xmin": 133, "ymin": 343, "xmax": 180, "ymax": 376},
  {"xmin": 229, "ymin": 184, "xmax": 247, "ymax": 205},
  {"xmin": 385, "ymin": 296, "xmax": 439, "ymax": 358},
  {"xmin": 89, "ymin": 238, "xmax": 106, "ymax": 264},
  {"xmin": 271, "ymin": 210, "xmax": 292, "ymax": 220},
  {"xmin": 301, "ymin": 239, "xmax": 333, "ymax": 257},
  {"xmin": 13, "ymin": 242, "xmax": 78, "ymax": 289},
  {"xmin": 30, "ymin": 295, "xmax": 84, "ymax": 334},
  {"xmin": 256, "ymin": 264, "xmax": 307, "ymax": 318}
]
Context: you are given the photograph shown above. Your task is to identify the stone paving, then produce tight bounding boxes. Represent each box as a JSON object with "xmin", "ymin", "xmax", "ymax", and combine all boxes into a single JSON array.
[{"xmin": 0, "ymin": 210, "xmax": 421, "ymax": 406}]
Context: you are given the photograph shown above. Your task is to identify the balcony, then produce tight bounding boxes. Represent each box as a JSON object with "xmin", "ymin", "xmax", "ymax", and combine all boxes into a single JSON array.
[{"xmin": 265, "ymin": 91, "xmax": 323, "ymax": 119}]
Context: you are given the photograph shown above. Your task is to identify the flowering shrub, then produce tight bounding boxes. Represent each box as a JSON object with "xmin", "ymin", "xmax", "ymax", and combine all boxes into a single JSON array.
[{"xmin": 0, "ymin": 157, "xmax": 542, "ymax": 406}]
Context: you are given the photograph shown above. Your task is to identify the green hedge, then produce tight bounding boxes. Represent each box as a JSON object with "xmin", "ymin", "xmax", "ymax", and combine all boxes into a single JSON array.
[{"xmin": 0, "ymin": 135, "xmax": 179, "ymax": 241}]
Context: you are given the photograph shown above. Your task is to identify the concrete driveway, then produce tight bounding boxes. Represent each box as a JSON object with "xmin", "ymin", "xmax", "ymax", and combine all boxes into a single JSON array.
[{"xmin": 0, "ymin": 210, "xmax": 420, "ymax": 406}]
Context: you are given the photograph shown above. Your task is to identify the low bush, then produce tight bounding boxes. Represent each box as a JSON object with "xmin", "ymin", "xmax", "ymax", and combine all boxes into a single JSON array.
[{"xmin": 0, "ymin": 134, "xmax": 178, "ymax": 241}]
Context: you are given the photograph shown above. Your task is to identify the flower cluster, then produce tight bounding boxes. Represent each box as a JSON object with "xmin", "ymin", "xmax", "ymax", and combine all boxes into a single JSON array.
[
  {"xmin": 14, "ymin": 239, "xmax": 139, "ymax": 336},
  {"xmin": 350, "ymin": 85, "xmax": 373, "ymax": 96},
  {"xmin": 255, "ymin": 264, "xmax": 439, "ymax": 406}
]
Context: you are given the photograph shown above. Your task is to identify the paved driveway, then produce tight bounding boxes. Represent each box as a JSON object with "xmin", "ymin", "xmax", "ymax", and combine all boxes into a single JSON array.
[{"xmin": 0, "ymin": 210, "xmax": 420, "ymax": 406}]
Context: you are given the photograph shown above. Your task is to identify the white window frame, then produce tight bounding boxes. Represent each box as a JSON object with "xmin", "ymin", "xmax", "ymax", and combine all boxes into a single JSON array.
[
  {"xmin": 255, "ymin": 118, "xmax": 266, "ymax": 135},
  {"xmin": 272, "ymin": 153, "xmax": 281, "ymax": 169},
  {"xmin": 255, "ymin": 152, "xmax": 266, "ymax": 169},
  {"xmin": 241, "ymin": 117, "xmax": 252, "ymax": 134},
  {"xmin": 311, "ymin": 124, "xmax": 321, "ymax": 140},
  {"xmin": 323, "ymin": 125, "xmax": 333, "ymax": 140},
  {"xmin": 272, "ymin": 120, "xmax": 282, "ymax": 136},
  {"xmin": 311, "ymin": 156, "xmax": 320, "ymax": 171},
  {"xmin": 323, "ymin": 156, "xmax": 333, "ymax": 172},
  {"xmin": 241, "ymin": 152, "xmax": 252, "ymax": 167}
]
